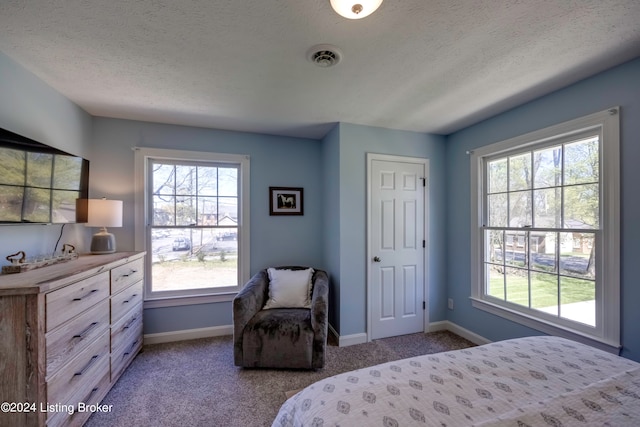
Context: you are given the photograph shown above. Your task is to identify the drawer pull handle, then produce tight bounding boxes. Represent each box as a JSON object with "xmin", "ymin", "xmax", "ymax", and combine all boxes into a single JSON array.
[
  {"xmin": 123, "ymin": 316, "xmax": 138, "ymax": 331},
  {"xmin": 77, "ymin": 387, "xmax": 99, "ymax": 409},
  {"xmin": 124, "ymin": 339, "xmax": 139, "ymax": 357},
  {"xmin": 74, "ymin": 354, "xmax": 100, "ymax": 376},
  {"xmin": 119, "ymin": 269, "xmax": 138, "ymax": 278},
  {"xmin": 73, "ymin": 322, "xmax": 99, "ymax": 340},
  {"xmin": 123, "ymin": 294, "xmax": 139, "ymax": 304},
  {"xmin": 73, "ymin": 289, "xmax": 98, "ymax": 301}
]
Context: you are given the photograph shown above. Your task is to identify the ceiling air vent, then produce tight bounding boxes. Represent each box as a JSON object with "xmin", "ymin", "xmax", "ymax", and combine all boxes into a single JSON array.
[{"xmin": 307, "ymin": 44, "xmax": 343, "ymax": 68}]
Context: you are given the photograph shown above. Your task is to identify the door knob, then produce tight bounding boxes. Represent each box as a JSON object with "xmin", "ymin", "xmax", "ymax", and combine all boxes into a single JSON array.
[{"xmin": 373, "ymin": 256, "xmax": 381, "ymax": 262}]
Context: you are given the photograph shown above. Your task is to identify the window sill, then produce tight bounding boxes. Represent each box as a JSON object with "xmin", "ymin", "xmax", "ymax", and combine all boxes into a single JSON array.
[
  {"xmin": 144, "ymin": 292, "xmax": 237, "ymax": 309},
  {"xmin": 470, "ymin": 297, "xmax": 621, "ymax": 355}
]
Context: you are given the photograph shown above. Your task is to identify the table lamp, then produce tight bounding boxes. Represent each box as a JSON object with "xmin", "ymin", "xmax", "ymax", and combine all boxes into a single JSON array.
[{"xmin": 84, "ymin": 198, "xmax": 123, "ymax": 254}]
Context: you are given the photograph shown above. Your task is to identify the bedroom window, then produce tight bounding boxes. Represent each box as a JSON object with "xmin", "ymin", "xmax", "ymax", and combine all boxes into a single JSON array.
[
  {"xmin": 134, "ymin": 148, "xmax": 250, "ymax": 306},
  {"xmin": 470, "ymin": 108, "xmax": 620, "ymax": 352}
]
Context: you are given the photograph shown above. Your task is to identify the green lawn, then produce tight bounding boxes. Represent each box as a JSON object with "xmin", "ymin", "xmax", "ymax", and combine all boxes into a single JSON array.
[{"xmin": 488, "ymin": 269, "xmax": 594, "ymax": 309}]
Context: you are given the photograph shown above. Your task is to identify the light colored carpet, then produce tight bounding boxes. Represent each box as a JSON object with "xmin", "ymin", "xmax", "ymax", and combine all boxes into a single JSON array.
[
  {"xmin": 85, "ymin": 331, "xmax": 474, "ymax": 427},
  {"xmin": 283, "ymin": 388, "xmax": 302, "ymax": 399}
]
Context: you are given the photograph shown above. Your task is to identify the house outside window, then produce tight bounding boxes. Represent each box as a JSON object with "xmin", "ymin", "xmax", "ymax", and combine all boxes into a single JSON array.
[
  {"xmin": 134, "ymin": 148, "xmax": 250, "ymax": 306},
  {"xmin": 470, "ymin": 108, "xmax": 620, "ymax": 352}
]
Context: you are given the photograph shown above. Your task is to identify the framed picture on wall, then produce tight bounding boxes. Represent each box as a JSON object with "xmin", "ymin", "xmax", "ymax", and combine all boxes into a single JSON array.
[{"xmin": 269, "ymin": 187, "xmax": 304, "ymax": 216}]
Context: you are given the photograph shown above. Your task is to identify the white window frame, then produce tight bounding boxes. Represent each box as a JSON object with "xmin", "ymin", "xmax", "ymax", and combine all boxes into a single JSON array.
[
  {"xmin": 470, "ymin": 108, "xmax": 620, "ymax": 353},
  {"xmin": 134, "ymin": 147, "xmax": 250, "ymax": 308}
]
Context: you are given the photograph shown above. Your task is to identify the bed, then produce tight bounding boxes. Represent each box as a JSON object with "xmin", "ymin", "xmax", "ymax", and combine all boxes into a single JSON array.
[{"xmin": 273, "ymin": 336, "xmax": 640, "ymax": 426}]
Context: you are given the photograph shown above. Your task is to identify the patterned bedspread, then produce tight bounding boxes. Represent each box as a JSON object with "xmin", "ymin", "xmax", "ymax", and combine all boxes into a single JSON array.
[{"xmin": 272, "ymin": 336, "xmax": 640, "ymax": 426}]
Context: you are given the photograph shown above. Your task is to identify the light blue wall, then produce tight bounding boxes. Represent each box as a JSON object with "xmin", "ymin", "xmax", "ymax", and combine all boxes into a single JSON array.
[
  {"xmin": 90, "ymin": 118, "xmax": 324, "ymax": 334},
  {"xmin": 445, "ymin": 57, "xmax": 640, "ymax": 362},
  {"xmin": 333, "ymin": 123, "xmax": 447, "ymax": 335},
  {"xmin": 322, "ymin": 124, "xmax": 342, "ymax": 330},
  {"xmin": 0, "ymin": 51, "xmax": 93, "ymax": 260}
]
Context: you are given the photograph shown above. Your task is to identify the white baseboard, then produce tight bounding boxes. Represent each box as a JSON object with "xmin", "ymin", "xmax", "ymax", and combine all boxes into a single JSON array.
[
  {"xmin": 144, "ymin": 324, "xmax": 233, "ymax": 345},
  {"xmin": 143, "ymin": 320, "xmax": 489, "ymax": 348},
  {"xmin": 329, "ymin": 323, "xmax": 368, "ymax": 347},
  {"xmin": 428, "ymin": 320, "xmax": 491, "ymax": 346}
]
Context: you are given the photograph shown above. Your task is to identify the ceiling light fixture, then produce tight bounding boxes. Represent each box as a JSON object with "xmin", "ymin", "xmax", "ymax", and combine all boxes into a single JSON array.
[{"xmin": 330, "ymin": 0, "xmax": 383, "ymax": 19}]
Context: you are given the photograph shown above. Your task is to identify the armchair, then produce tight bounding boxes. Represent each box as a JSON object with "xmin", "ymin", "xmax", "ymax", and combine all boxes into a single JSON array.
[{"xmin": 233, "ymin": 266, "xmax": 329, "ymax": 369}]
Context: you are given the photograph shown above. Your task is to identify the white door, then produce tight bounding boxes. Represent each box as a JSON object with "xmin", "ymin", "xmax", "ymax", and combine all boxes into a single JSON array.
[{"xmin": 369, "ymin": 155, "xmax": 427, "ymax": 340}]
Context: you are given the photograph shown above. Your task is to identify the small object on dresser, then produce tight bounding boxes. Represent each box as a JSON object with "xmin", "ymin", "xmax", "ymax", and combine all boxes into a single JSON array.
[
  {"xmin": 2, "ymin": 250, "xmax": 25, "ymax": 274},
  {"xmin": 2, "ymin": 246, "xmax": 78, "ymax": 274}
]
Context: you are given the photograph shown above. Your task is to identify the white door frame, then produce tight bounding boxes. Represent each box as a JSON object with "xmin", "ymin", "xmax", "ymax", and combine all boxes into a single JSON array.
[{"xmin": 366, "ymin": 153, "xmax": 430, "ymax": 341}]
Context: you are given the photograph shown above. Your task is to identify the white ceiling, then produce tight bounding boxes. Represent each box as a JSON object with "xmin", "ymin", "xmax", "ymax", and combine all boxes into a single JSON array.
[{"xmin": 1, "ymin": 1, "xmax": 639, "ymax": 139}]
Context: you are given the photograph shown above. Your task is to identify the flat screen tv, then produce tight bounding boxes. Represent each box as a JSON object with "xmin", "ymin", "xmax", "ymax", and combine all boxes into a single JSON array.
[{"xmin": 0, "ymin": 127, "xmax": 89, "ymax": 224}]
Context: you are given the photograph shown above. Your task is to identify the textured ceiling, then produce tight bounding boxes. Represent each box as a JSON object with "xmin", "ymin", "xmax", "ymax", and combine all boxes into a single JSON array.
[{"xmin": 1, "ymin": 0, "xmax": 639, "ymax": 139}]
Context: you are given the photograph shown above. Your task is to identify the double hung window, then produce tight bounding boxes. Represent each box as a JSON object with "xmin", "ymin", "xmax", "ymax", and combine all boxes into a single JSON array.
[
  {"xmin": 470, "ymin": 108, "xmax": 620, "ymax": 351},
  {"xmin": 135, "ymin": 148, "xmax": 250, "ymax": 305}
]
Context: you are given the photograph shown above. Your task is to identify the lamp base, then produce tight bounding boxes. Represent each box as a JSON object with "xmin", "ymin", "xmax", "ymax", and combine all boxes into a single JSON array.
[{"xmin": 91, "ymin": 230, "xmax": 116, "ymax": 254}]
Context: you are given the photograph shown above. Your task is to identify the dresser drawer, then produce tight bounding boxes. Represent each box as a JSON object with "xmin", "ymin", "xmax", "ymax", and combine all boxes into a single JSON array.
[
  {"xmin": 46, "ymin": 331, "xmax": 110, "ymax": 410},
  {"xmin": 111, "ymin": 325, "xmax": 143, "ymax": 382},
  {"xmin": 111, "ymin": 258, "xmax": 144, "ymax": 295},
  {"xmin": 111, "ymin": 302, "xmax": 143, "ymax": 352},
  {"xmin": 46, "ymin": 368, "xmax": 111, "ymax": 427},
  {"xmin": 46, "ymin": 271, "xmax": 110, "ymax": 332},
  {"xmin": 46, "ymin": 299, "xmax": 110, "ymax": 376},
  {"xmin": 111, "ymin": 280, "xmax": 143, "ymax": 324}
]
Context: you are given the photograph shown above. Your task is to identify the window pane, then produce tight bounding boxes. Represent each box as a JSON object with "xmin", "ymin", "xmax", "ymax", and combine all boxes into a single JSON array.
[
  {"xmin": 564, "ymin": 184, "xmax": 599, "ymax": 229},
  {"xmin": 533, "ymin": 187, "xmax": 560, "ymax": 228},
  {"xmin": 197, "ymin": 196, "xmax": 217, "ymax": 225},
  {"xmin": 560, "ymin": 276, "xmax": 595, "ymax": 326},
  {"xmin": 531, "ymin": 272, "xmax": 558, "ymax": 315},
  {"xmin": 218, "ymin": 167, "xmax": 238, "ymax": 197},
  {"xmin": 530, "ymin": 232, "xmax": 557, "ymax": 273},
  {"xmin": 153, "ymin": 164, "xmax": 175, "ymax": 195},
  {"xmin": 564, "ymin": 137, "xmax": 598, "ymax": 185},
  {"xmin": 505, "ymin": 267, "xmax": 528, "ymax": 306},
  {"xmin": 508, "ymin": 190, "xmax": 531, "ymax": 227},
  {"xmin": 175, "ymin": 165, "xmax": 195, "ymax": 196},
  {"xmin": 509, "ymin": 153, "xmax": 531, "ymax": 191},
  {"xmin": 505, "ymin": 231, "xmax": 527, "ymax": 267},
  {"xmin": 488, "ymin": 159, "xmax": 507, "ymax": 194},
  {"xmin": 151, "ymin": 227, "xmax": 238, "ymax": 292},
  {"xmin": 533, "ymin": 146, "xmax": 562, "ymax": 189},
  {"xmin": 486, "ymin": 265, "xmax": 505, "ymax": 300},
  {"xmin": 485, "ymin": 229, "xmax": 504, "ymax": 264},
  {"xmin": 175, "ymin": 196, "xmax": 196, "ymax": 226},
  {"xmin": 560, "ymin": 232, "xmax": 595, "ymax": 280},
  {"xmin": 197, "ymin": 167, "xmax": 218, "ymax": 196},
  {"xmin": 488, "ymin": 193, "xmax": 507, "ymax": 227},
  {"xmin": 219, "ymin": 196, "xmax": 238, "ymax": 220},
  {"xmin": 153, "ymin": 195, "xmax": 175, "ymax": 226}
]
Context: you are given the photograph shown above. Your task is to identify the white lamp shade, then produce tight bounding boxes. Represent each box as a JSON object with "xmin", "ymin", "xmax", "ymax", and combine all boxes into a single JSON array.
[
  {"xmin": 85, "ymin": 199, "xmax": 123, "ymax": 228},
  {"xmin": 330, "ymin": 0, "xmax": 383, "ymax": 19}
]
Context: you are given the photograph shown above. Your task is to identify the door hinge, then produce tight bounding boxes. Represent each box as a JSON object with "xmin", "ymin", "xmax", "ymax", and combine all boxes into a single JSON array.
[
  {"xmin": 422, "ymin": 301, "xmax": 426, "ymax": 310},
  {"xmin": 422, "ymin": 240, "xmax": 425, "ymax": 248},
  {"xmin": 421, "ymin": 177, "xmax": 426, "ymax": 187}
]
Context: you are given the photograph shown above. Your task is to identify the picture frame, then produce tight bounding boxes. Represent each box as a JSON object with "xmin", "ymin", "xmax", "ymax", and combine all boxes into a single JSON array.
[{"xmin": 269, "ymin": 187, "xmax": 304, "ymax": 216}]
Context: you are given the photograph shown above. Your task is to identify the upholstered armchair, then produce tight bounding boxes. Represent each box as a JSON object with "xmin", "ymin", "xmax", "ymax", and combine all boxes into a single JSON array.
[{"xmin": 233, "ymin": 266, "xmax": 329, "ymax": 369}]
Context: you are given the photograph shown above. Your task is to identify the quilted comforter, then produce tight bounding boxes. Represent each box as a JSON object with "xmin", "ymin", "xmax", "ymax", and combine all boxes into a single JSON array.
[{"xmin": 273, "ymin": 336, "xmax": 640, "ymax": 426}]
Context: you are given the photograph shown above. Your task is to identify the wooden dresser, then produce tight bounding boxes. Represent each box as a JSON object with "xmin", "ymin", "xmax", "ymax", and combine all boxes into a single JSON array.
[{"xmin": 0, "ymin": 252, "xmax": 145, "ymax": 427}]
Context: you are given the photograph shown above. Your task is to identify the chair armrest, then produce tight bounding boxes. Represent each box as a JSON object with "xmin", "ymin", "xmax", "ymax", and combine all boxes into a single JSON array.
[
  {"xmin": 233, "ymin": 270, "xmax": 269, "ymax": 364},
  {"xmin": 310, "ymin": 270, "xmax": 329, "ymax": 340}
]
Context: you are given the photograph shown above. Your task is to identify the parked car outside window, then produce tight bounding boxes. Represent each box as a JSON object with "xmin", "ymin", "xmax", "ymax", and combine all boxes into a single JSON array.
[{"xmin": 172, "ymin": 237, "xmax": 191, "ymax": 251}]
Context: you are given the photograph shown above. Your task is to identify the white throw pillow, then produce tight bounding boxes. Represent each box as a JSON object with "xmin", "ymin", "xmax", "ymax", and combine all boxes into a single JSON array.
[{"xmin": 263, "ymin": 268, "xmax": 314, "ymax": 309}]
